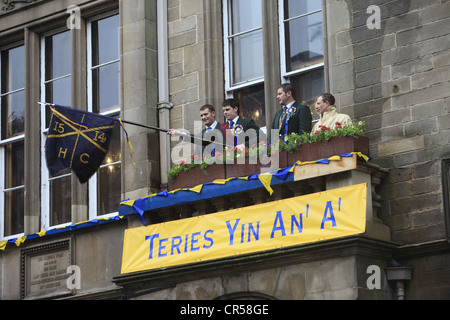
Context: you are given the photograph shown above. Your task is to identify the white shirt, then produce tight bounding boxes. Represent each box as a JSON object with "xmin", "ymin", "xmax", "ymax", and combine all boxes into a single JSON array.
[
  {"xmin": 228, "ymin": 116, "xmax": 239, "ymax": 128},
  {"xmin": 206, "ymin": 121, "xmax": 218, "ymax": 131}
]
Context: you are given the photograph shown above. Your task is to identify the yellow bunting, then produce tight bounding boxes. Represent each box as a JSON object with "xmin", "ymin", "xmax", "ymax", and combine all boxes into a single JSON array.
[
  {"xmin": 15, "ymin": 236, "xmax": 27, "ymax": 247},
  {"xmin": 258, "ymin": 172, "xmax": 273, "ymax": 195},
  {"xmin": 189, "ymin": 184, "xmax": 203, "ymax": 194}
]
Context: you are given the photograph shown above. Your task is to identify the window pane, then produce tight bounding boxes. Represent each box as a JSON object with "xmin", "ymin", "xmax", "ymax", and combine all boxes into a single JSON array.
[
  {"xmin": 50, "ymin": 173, "xmax": 72, "ymax": 226},
  {"xmin": 92, "ymin": 62, "xmax": 120, "ymax": 113},
  {"xmin": 231, "ymin": 30, "xmax": 264, "ymax": 84},
  {"xmin": 98, "ymin": 121, "xmax": 121, "ymax": 215},
  {"xmin": 98, "ymin": 163, "xmax": 121, "ymax": 215},
  {"xmin": 1, "ymin": 90, "xmax": 25, "ymax": 139},
  {"xmin": 91, "ymin": 14, "xmax": 122, "ymax": 217},
  {"xmin": 92, "ymin": 15, "xmax": 119, "ymax": 66},
  {"xmin": 45, "ymin": 31, "xmax": 71, "ymax": 80},
  {"xmin": 102, "ymin": 122, "xmax": 121, "ymax": 164},
  {"xmin": 4, "ymin": 188, "xmax": 24, "ymax": 236},
  {"xmin": 4, "ymin": 141, "xmax": 24, "ymax": 189},
  {"xmin": 49, "ymin": 76, "xmax": 72, "ymax": 106},
  {"xmin": 230, "ymin": 0, "xmax": 262, "ymax": 33},
  {"xmin": 45, "ymin": 76, "xmax": 71, "ymax": 127},
  {"xmin": 234, "ymin": 83, "xmax": 265, "ymax": 128},
  {"xmin": 1, "ymin": 46, "xmax": 25, "ymax": 93},
  {"xmin": 285, "ymin": 11, "xmax": 323, "ymax": 72},
  {"xmin": 290, "ymin": 68, "xmax": 325, "ymax": 110},
  {"xmin": 285, "ymin": 0, "xmax": 321, "ymax": 18}
]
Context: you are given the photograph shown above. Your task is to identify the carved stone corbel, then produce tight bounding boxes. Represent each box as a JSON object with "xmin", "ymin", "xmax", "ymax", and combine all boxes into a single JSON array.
[{"xmin": 1, "ymin": 0, "xmax": 38, "ymax": 13}]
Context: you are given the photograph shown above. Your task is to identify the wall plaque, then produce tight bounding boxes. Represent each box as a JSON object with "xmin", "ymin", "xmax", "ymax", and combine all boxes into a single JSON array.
[{"xmin": 20, "ymin": 239, "xmax": 73, "ymax": 299}]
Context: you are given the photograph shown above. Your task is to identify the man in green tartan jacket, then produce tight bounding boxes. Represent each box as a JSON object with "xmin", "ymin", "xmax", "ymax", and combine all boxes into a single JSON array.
[{"xmin": 271, "ymin": 83, "xmax": 312, "ymax": 142}]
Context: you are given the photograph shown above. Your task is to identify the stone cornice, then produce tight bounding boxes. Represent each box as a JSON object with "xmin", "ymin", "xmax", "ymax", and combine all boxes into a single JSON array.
[
  {"xmin": 0, "ymin": 0, "xmax": 39, "ymax": 14},
  {"xmin": 113, "ymin": 235, "xmax": 398, "ymax": 294}
]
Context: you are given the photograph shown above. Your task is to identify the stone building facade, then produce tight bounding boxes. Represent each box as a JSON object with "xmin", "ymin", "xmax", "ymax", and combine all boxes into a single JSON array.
[{"xmin": 0, "ymin": 0, "xmax": 449, "ymax": 300}]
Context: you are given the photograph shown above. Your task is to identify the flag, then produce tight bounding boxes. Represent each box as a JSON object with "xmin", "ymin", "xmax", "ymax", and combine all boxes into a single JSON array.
[{"xmin": 45, "ymin": 105, "xmax": 116, "ymax": 183}]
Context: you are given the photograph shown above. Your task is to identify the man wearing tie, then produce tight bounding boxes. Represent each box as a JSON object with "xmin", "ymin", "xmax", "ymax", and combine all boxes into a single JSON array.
[
  {"xmin": 271, "ymin": 83, "xmax": 312, "ymax": 142},
  {"xmin": 167, "ymin": 104, "xmax": 222, "ymax": 159},
  {"xmin": 194, "ymin": 104, "xmax": 222, "ymax": 158},
  {"xmin": 220, "ymin": 98, "xmax": 259, "ymax": 148}
]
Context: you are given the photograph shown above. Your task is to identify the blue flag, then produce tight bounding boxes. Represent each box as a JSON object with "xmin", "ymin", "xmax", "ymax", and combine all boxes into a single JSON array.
[{"xmin": 45, "ymin": 105, "xmax": 116, "ymax": 183}]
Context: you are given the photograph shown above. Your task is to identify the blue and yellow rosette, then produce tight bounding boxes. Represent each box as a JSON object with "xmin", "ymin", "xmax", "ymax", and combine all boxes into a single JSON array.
[
  {"xmin": 286, "ymin": 105, "xmax": 296, "ymax": 119},
  {"xmin": 283, "ymin": 106, "xmax": 296, "ymax": 142},
  {"xmin": 233, "ymin": 124, "xmax": 243, "ymax": 135},
  {"xmin": 233, "ymin": 124, "xmax": 243, "ymax": 146}
]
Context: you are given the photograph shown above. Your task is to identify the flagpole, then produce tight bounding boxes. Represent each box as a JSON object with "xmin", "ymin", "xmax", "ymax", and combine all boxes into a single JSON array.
[
  {"xmin": 117, "ymin": 118, "xmax": 231, "ymax": 148},
  {"xmin": 40, "ymin": 102, "xmax": 232, "ymax": 148},
  {"xmin": 117, "ymin": 118, "xmax": 168, "ymax": 133}
]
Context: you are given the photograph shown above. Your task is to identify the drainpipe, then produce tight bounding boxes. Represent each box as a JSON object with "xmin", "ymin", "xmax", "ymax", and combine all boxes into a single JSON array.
[
  {"xmin": 157, "ymin": 0, "xmax": 172, "ymax": 188},
  {"xmin": 386, "ymin": 266, "xmax": 412, "ymax": 300}
]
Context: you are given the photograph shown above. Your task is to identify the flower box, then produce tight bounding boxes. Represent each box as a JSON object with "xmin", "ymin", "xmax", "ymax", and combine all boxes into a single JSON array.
[
  {"xmin": 269, "ymin": 150, "xmax": 288, "ymax": 169},
  {"xmin": 225, "ymin": 158, "xmax": 261, "ymax": 178},
  {"xmin": 224, "ymin": 150, "xmax": 289, "ymax": 178},
  {"xmin": 287, "ymin": 136, "xmax": 369, "ymax": 164},
  {"xmin": 167, "ymin": 163, "xmax": 226, "ymax": 191},
  {"xmin": 166, "ymin": 122, "xmax": 369, "ymax": 190}
]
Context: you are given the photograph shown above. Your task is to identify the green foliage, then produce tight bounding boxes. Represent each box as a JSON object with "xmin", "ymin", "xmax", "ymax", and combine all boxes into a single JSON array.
[
  {"xmin": 280, "ymin": 121, "xmax": 367, "ymax": 152},
  {"xmin": 167, "ymin": 121, "xmax": 366, "ymax": 179}
]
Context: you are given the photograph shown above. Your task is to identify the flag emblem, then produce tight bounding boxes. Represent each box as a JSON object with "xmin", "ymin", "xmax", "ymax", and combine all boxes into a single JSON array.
[{"xmin": 45, "ymin": 105, "xmax": 116, "ymax": 183}]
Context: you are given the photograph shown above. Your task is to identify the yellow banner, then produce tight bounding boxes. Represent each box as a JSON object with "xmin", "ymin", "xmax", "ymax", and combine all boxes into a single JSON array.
[{"xmin": 121, "ymin": 183, "xmax": 367, "ymax": 274}]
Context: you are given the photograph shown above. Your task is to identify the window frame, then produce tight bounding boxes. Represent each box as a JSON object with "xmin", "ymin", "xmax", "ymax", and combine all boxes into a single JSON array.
[
  {"xmin": 86, "ymin": 11, "xmax": 121, "ymax": 220},
  {"xmin": 40, "ymin": 27, "xmax": 73, "ymax": 231},
  {"xmin": 223, "ymin": 0, "xmax": 265, "ymax": 95},
  {"xmin": 0, "ymin": 42, "xmax": 26, "ymax": 240},
  {"xmin": 278, "ymin": 0, "xmax": 325, "ymax": 82}
]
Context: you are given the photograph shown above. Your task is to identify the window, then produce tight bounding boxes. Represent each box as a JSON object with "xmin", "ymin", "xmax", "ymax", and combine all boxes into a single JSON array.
[
  {"xmin": 90, "ymin": 14, "xmax": 120, "ymax": 114},
  {"xmin": 87, "ymin": 13, "xmax": 121, "ymax": 218},
  {"xmin": 223, "ymin": 0, "xmax": 325, "ymax": 127},
  {"xmin": 41, "ymin": 29, "xmax": 72, "ymax": 229},
  {"xmin": 43, "ymin": 30, "xmax": 72, "ymax": 126},
  {"xmin": 225, "ymin": 0, "xmax": 263, "ymax": 87},
  {"xmin": 280, "ymin": 0, "xmax": 324, "ymax": 106},
  {"xmin": 234, "ymin": 83, "xmax": 265, "ymax": 128},
  {"xmin": 1, "ymin": 44, "xmax": 25, "ymax": 238},
  {"xmin": 224, "ymin": 0, "xmax": 265, "ymax": 127}
]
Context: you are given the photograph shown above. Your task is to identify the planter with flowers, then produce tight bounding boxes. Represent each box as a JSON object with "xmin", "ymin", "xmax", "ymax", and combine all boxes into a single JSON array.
[
  {"xmin": 166, "ymin": 121, "xmax": 368, "ymax": 190},
  {"xmin": 167, "ymin": 154, "xmax": 226, "ymax": 191},
  {"xmin": 224, "ymin": 141, "xmax": 278, "ymax": 178},
  {"xmin": 280, "ymin": 121, "xmax": 369, "ymax": 164}
]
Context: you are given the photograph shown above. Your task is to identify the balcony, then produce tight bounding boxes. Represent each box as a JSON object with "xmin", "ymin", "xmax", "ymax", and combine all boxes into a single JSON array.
[
  {"xmin": 115, "ymin": 139, "xmax": 393, "ymax": 299},
  {"xmin": 120, "ymin": 136, "xmax": 388, "ymax": 239}
]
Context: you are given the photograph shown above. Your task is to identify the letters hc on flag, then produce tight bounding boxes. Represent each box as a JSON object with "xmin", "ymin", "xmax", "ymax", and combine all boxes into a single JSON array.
[{"xmin": 45, "ymin": 105, "xmax": 116, "ymax": 183}]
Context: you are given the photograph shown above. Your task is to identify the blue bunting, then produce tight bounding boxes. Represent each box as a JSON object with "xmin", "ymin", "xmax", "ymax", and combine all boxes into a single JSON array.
[{"xmin": 132, "ymin": 198, "xmax": 147, "ymax": 225}]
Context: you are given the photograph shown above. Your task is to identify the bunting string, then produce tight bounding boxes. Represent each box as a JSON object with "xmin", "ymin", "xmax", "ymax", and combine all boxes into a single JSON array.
[{"xmin": 119, "ymin": 152, "xmax": 372, "ymax": 225}]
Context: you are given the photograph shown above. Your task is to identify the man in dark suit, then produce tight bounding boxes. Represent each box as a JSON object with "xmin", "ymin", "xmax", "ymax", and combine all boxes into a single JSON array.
[
  {"xmin": 194, "ymin": 104, "xmax": 222, "ymax": 158},
  {"xmin": 272, "ymin": 83, "xmax": 312, "ymax": 142},
  {"xmin": 220, "ymin": 98, "xmax": 259, "ymax": 148},
  {"xmin": 167, "ymin": 104, "xmax": 223, "ymax": 160}
]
